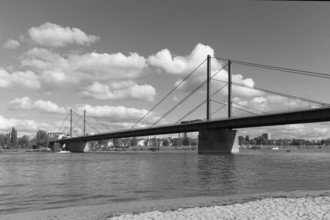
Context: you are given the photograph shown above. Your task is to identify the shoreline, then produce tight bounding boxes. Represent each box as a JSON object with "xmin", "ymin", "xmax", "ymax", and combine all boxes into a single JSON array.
[
  {"xmin": 1, "ymin": 190, "xmax": 330, "ymax": 220},
  {"xmin": 2, "ymin": 147, "xmax": 330, "ymax": 154}
]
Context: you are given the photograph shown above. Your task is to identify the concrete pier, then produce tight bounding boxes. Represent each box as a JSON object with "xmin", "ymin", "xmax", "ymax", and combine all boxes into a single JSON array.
[
  {"xmin": 65, "ymin": 141, "xmax": 90, "ymax": 152},
  {"xmin": 198, "ymin": 128, "xmax": 239, "ymax": 154}
]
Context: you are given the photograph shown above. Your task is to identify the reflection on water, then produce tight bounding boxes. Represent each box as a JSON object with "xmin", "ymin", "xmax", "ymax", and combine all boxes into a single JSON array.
[{"xmin": 0, "ymin": 151, "xmax": 330, "ymax": 214}]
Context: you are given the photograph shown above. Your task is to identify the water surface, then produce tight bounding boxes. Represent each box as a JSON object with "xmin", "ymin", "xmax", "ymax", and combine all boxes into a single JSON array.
[{"xmin": 0, "ymin": 151, "xmax": 330, "ymax": 214}]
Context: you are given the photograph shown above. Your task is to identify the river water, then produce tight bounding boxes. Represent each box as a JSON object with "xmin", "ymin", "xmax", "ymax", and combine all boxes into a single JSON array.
[{"xmin": 0, "ymin": 151, "xmax": 330, "ymax": 214}]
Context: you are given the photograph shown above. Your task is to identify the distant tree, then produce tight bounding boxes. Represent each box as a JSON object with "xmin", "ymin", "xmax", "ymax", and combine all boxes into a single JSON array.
[
  {"xmin": 191, "ymin": 139, "xmax": 198, "ymax": 146},
  {"xmin": 144, "ymin": 139, "xmax": 148, "ymax": 146},
  {"xmin": 10, "ymin": 127, "xmax": 18, "ymax": 147},
  {"xmin": 113, "ymin": 138, "xmax": 123, "ymax": 147},
  {"xmin": 326, "ymin": 138, "xmax": 330, "ymax": 146},
  {"xmin": 261, "ymin": 136, "xmax": 268, "ymax": 145},
  {"xmin": 182, "ymin": 137, "xmax": 191, "ymax": 146},
  {"xmin": 0, "ymin": 134, "xmax": 6, "ymax": 147},
  {"xmin": 98, "ymin": 139, "xmax": 108, "ymax": 147},
  {"xmin": 36, "ymin": 130, "xmax": 49, "ymax": 147},
  {"xmin": 172, "ymin": 138, "xmax": 183, "ymax": 146},
  {"xmin": 255, "ymin": 137, "xmax": 262, "ymax": 145},
  {"xmin": 249, "ymin": 139, "xmax": 257, "ymax": 145},
  {"xmin": 130, "ymin": 137, "xmax": 138, "ymax": 146},
  {"xmin": 30, "ymin": 137, "xmax": 37, "ymax": 146},
  {"xmin": 150, "ymin": 138, "xmax": 160, "ymax": 149},
  {"xmin": 238, "ymin": 136, "xmax": 245, "ymax": 145},
  {"xmin": 89, "ymin": 141, "xmax": 98, "ymax": 150},
  {"xmin": 122, "ymin": 138, "xmax": 130, "ymax": 147},
  {"xmin": 18, "ymin": 135, "xmax": 30, "ymax": 148},
  {"xmin": 292, "ymin": 139, "xmax": 305, "ymax": 146},
  {"xmin": 162, "ymin": 139, "xmax": 170, "ymax": 147},
  {"xmin": 6, "ymin": 134, "xmax": 10, "ymax": 146}
]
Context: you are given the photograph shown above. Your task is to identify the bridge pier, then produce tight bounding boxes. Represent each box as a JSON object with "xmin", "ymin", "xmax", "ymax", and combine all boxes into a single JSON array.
[
  {"xmin": 65, "ymin": 141, "xmax": 90, "ymax": 152},
  {"xmin": 198, "ymin": 128, "xmax": 239, "ymax": 154}
]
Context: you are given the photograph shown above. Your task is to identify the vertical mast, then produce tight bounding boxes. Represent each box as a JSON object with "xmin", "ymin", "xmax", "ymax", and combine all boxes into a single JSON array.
[
  {"xmin": 70, "ymin": 109, "xmax": 73, "ymax": 137},
  {"xmin": 206, "ymin": 55, "xmax": 211, "ymax": 121},
  {"xmin": 83, "ymin": 110, "xmax": 86, "ymax": 136},
  {"xmin": 228, "ymin": 60, "xmax": 232, "ymax": 118}
]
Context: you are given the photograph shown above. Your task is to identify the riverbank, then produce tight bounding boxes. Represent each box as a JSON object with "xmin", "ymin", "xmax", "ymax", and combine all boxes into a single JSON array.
[
  {"xmin": 1, "ymin": 190, "xmax": 330, "ymax": 220},
  {"xmin": 2, "ymin": 145, "xmax": 330, "ymax": 153}
]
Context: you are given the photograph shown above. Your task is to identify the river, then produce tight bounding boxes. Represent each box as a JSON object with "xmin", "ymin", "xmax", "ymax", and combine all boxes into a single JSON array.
[{"xmin": 0, "ymin": 150, "xmax": 330, "ymax": 214}]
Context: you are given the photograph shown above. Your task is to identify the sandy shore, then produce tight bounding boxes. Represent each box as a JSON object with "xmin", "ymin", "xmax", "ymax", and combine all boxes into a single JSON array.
[{"xmin": 1, "ymin": 190, "xmax": 330, "ymax": 220}]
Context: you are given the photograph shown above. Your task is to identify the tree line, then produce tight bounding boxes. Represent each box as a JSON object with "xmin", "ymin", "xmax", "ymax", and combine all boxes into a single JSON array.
[
  {"xmin": 87, "ymin": 136, "xmax": 198, "ymax": 150},
  {"xmin": 239, "ymin": 134, "xmax": 330, "ymax": 146},
  {"xmin": 0, "ymin": 128, "xmax": 49, "ymax": 149}
]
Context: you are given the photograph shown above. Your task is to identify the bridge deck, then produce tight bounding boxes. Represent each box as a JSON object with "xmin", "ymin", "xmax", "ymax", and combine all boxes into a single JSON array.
[{"xmin": 50, "ymin": 107, "xmax": 330, "ymax": 144}]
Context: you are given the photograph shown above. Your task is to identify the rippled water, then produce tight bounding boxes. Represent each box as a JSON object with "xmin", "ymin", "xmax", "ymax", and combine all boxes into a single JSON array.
[{"xmin": 0, "ymin": 151, "xmax": 330, "ymax": 214}]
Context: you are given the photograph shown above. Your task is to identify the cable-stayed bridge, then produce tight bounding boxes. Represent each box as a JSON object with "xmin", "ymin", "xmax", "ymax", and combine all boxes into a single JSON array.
[{"xmin": 49, "ymin": 56, "xmax": 330, "ymax": 153}]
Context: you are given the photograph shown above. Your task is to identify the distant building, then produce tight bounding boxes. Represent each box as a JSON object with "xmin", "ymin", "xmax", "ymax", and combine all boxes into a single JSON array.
[
  {"xmin": 10, "ymin": 127, "xmax": 17, "ymax": 145},
  {"xmin": 48, "ymin": 132, "xmax": 65, "ymax": 140},
  {"xmin": 262, "ymin": 133, "xmax": 271, "ymax": 140},
  {"xmin": 137, "ymin": 139, "xmax": 146, "ymax": 147}
]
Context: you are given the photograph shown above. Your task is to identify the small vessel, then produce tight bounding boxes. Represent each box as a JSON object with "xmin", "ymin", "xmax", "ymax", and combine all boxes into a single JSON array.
[{"xmin": 58, "ymin": 151, "xmax": 71, "ymax": 153}]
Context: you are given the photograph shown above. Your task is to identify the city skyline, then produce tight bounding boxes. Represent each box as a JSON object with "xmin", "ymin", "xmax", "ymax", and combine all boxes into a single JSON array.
[{"xmin": 1, "ymin": 0, "xmax": 330, "ymax": 139}]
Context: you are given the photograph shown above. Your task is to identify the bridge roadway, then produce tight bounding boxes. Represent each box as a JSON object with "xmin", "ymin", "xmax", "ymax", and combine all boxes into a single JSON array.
[{"xmin": 50, "ymin": 107, "xmax": 330, "ymax": 144}]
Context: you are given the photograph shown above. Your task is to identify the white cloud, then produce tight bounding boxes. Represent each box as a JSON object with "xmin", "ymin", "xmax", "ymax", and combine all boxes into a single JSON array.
[
  {"xmin": 173, "ymin": 95, "xmax": 179, "ymax": 102},
  {"xmin": 76, "ymin": 104, "xmax": 148, "ymax": 121},
  {"xmin": 0, "ymin": 115, "xmax": 49, "ymax": 133},
  {"xmin": 0, "ymin": 69, "xmax": 12, "ymax": 88},
  {"xmin": 75, "ymin": 104, "xmax": 161, "ymax": 125},
  {"xmin": 81, "ymin": 81, "xmax": 156, "ymax": 101},
  {"xmin": 8, "ymin": 97, "xmax": 66, "ymax": 114},
  {"xmin": 267, "ymin": 95, "xmax": 287, "ymax": 103},
  {"xmin": 3, "ymin": 39, "xmax": 20, "ymax": 49},
  {"xmin": 148, "ymin": 43, "xmax": 218, "ymax": 75},
  {"xmin": 20, "ymin": 48, "xmax": 148, "ymax": 96},
  {"xmin": 22, "ymin": 47, "xmax": 70, "ymax": 71},
  {"xmin": 252, "ymin": 97, "xmax": 267, "ymax": 104},
  {"xmin": 149, "ymin": 43, "xmax": 263, "ymax": 99},
  {"xmin": 71, "ymin": 52, "xmax": 147, "ymax": 80},
  {"xmin": 27, "ymin": 23, "xmax": 99, "ymax": 47},
  {"xmin": 0, "ymin": 69, "xmax": 41, "ymax": 89}
]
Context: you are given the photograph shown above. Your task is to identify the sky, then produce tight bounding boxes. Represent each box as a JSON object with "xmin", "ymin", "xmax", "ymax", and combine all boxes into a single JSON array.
[{"xmin": 1, "ymin": 0, "xmax": 330, "ymax": 140}]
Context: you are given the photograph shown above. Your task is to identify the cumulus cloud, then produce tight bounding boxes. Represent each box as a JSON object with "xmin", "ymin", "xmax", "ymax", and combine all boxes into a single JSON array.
[
  {"xmin": 72, "ymin": 52, "xmax": 147, "ymax": 79},
  {"xmin": 81, "ymin": 81, "xmax": 156, "ymax": 101},
  {"xmin": 252, "ymin": 97, "xmax": 267, "ymax": 104},
  {"xmin": 76, "ymin": 104, "xmax": 148, "ymax": 120},
  {"xmin": 3, "ymin": 39, "xmax": 20, "ymax": 49},
  {"xmin": 148, "ymin": 43, "xmax": 263, "ymax": 99},
  {"xmin": 27, "ymin": 23, "xmax": 99, "ymax": 47},
  {"xmin": 148, "ymin": 43, "xmax": 219, "ymax": 75},
  {"xmin": 8, "ymin": 97, "xmax": 66, "ymax": 114},
  {"xmin": 0, "ymin": 69, "xmax": 41, "ymax": 89},
  {"xmin": 20, "ymin": 48, "xmax": 147, "ymax": 93},
  {"xmin": 14, "ymin": 41, "xmax": 265, "ymax": 105},
  {"xmin": 21, "ymin": 47, "xmax": 70, "ymax": 71},
  {"xmin": 75, "ymin": 104, "xmax": 160, "ymax": 125},
  {"xmin": 0, "ymin": 114, "xmax": 49, "ymax": 133}
]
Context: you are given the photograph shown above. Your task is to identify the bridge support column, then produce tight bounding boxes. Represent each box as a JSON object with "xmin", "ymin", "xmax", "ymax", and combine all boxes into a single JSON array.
[
  {"xmin": 198, "ymin": 128, "xmax": 239, "ymax": 154},
  {"xmin": 65, "ymin": 141, "xmax": 90, "ymax": 152}
]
